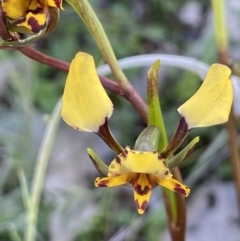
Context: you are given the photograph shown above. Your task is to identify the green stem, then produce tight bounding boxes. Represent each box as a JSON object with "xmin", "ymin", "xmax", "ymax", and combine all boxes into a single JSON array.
[
  {"xmin": 25, "ymin": 99, "xmax": 62, "ymax": 241},
  {"xmin": 211, "ymin": 0, "xmax": 228, "ymax": 52}
]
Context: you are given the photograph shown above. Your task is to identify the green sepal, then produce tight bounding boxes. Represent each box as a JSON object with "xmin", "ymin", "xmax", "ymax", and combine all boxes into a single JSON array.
[
  {"xmin": 147, "ymin": 59, "xmax": 167, "ymax": 152},
  {"xmin": 167, "ymin": 136, "xmax": 200, "ymax": 169},
  {"xmin": 134, "ymin": 125, "xmax": 160, "ymax": 151},
  {"xmin": 87, "ymin": 148, "xmax": 109, "ymax": 176}
]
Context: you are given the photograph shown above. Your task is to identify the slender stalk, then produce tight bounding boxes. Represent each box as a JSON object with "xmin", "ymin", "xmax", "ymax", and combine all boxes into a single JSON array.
[
  {"xmin": 225, "ymin": 110, "xmax": 240, "ymax": 214},
  {"xmin": 211, "ymin": 0, "xmax": 240, "ymax": 215},
  {"xmin": 211, "ymin": 0, "xmax": 228, "ymax": 52},
  {"xmin": 25, "ymin": 99, "xmax": 62, "ymax": 241},
  {"xmin": 18, "ymin": 47, "xmax": 124, "ymax": 96}
]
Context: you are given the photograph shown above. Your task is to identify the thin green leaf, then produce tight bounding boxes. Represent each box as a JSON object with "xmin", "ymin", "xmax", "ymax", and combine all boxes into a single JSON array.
[
  {"xmin": 167, "ymin": 137, "xmax": 200, "ymax": 169},
  {"xmin": 87, "ymin": 148, "xmax": 109, "ymax": 176},
  {"xmin": 147, "ymin": 59, "xmax": 167, "ymax": 152}
]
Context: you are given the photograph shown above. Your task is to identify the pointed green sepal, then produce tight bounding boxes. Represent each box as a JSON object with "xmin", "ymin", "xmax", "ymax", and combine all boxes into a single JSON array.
[
  {"xmin": 87, "ymin": 148, "xmax": 109, "ymax": 176},
  {"xmin": 167, "ymin": 136, "xmax": 200, "ymax": 169},
  {"xmin": 134, "ymin": 125, "xmax": 160, "ymax": 151},
  {"xmin": 147, "ymin": 59, "xmax": 167, "ymax": 152}
]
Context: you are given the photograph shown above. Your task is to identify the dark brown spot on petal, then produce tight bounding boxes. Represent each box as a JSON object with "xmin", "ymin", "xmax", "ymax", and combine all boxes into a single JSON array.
[
  {"xmin": 164, "ymin": 170, "xmax": 169, "ymax": 175},
  {"xmin": 53, "ymin": 0, "xmax": 62, "ymax": 8},
  {"xmin": 13, "ymin": 17, "xmax": 26, "ymax": 25},
  {"xmin": 96, "ymin": 179, "xmax": 109, "ymax": 187},
  {"xmin": 134, "ymin": 185, "xmax": 151, "ymax": 195},
  {"xmin": 140, "ymin": 200, "xmax": 148, "ymax": 211},
  {"xmin": 174, "ymin": 187, "xmax": 187, "ymax": 196},
  {"xmin": 28, "ymin": 17, "xmax": 43, "ymax": 33},
  {"xmin": 162, "ymin": 160, "xmax": 167, "ymax": 166},
  {"xmin": 152, "ymin": 150, "xmax": 157, "ymax": 154},
  {"xmin": 158, "ymin": 154, "xmax": 162, "ymax": 160},
  {"xmin": 132, "ymin": 174, "xmax": 154, "ymax": 195},
  {"xmin": 121, "ymin": 151, "xmax": 127, "ymax": 158},
  {"xmin": 115, "ymin": 156, "xmax": 121, "ymax": 164}
]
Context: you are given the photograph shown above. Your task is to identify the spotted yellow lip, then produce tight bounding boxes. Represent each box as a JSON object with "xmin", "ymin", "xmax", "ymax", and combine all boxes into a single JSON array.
[{"xmin": 95, "ymin": 147, "xmax": 190, "ymax": 214}]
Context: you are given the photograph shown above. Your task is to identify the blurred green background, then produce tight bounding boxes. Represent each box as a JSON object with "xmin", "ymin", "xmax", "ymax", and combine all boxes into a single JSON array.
[{"xmin": 0, "ymin": 1, "xmax": 239, "ymax": 241}]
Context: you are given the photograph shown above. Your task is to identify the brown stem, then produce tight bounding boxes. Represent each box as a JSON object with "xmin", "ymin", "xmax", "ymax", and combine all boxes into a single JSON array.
[
  {"xmin": 18, "ymin": 46, "xmax": 125, "ymax": 96},
  {"xmin": 172, "ymin": 168, "xmax": 186, "ymax": 240},
  {"xmin": 18, "ymin": 46, "xmax": 149, "ymax": 122},
  {"xmin": 225, "ymin": 110, "xmax": 240, "ymax": 214},
  {"xmin": 161, "ymin": 168, "xmax": 186, "ymax": 241},
  {"xmin": 218, "ymin": 50, "xmax": 240, "ymax": 216}
]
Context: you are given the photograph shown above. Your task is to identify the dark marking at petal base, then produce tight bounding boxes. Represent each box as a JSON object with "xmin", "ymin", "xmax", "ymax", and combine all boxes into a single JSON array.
[
  {"xmin": 134, "ymin": 185, "xmax": 151, "ymax": 195},
  {"xmin": 53, "ymin": 0, "xmax": 62, "ymax": 8},
  {"xmin": 140, "ymin": 200, "xmax": 148, "ymax": 211},
  {"xmin": 28, "ymin": 17, "xmax": 43, "ymax": 33},
  {"xmin": 158, "ymin": 154, "xmax": 163, "ymax": 160},
  {"xmin": 175, "ymin": 183, "xmax": 181, "ymax": 188},
  {"xmin": 14, "ymin": 17, "xmax": 26, "ymax": 25},
  {"xmin": 96, "ymin": 180, "xmax": 109, "ymax": 187},
  {"xmin": 121, "ymin": 151, "xmax": 127, "ymax": 158},
  {"xmin": 162, "ymin": 160, "xmax": 167, "ymax": 167},
  {"xmin": 164, "ymin": 170, "xmax": 169, "ymax": 175},
  {"xmin": 115, "ymin": 156, "xmax": 121, "ymax": 164},
  {"xmin": 174, "ymin": 187, "xmax": 187, "ymax": 196}
]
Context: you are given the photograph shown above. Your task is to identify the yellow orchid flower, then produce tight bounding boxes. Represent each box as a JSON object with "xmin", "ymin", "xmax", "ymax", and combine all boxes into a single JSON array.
[
  {"xmin": 61, "ymin": 52, "xmax": 233, "ymax": 214},
  {"xmin": 2, "ymin": 0, "xmax": 63, "ymax": 34},
  {"xmin": 95, "ymin": 146, "xmax": 190, "ymax": 214}
]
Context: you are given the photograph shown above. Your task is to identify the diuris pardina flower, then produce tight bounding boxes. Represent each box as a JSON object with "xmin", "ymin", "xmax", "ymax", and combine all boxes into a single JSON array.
[
  {"xmin": 2, "ymin": 0, "xmax": 63, "ymax": 34},
  {"xmin": 95, "ymin": 145, "xmax": 190, "ymax": 214},
  {"xmin": 61, "ymin": 52, "xmax": 233, "ymax": 214}
]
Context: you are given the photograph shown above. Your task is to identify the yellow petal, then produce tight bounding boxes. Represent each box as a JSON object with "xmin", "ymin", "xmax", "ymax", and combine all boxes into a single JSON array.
[
  {"xmin": 95, "ymin": 174, "xmax": 133, "ymax": 187},
  {"xmin": 108, "ymin": 147, "xmax": 171, "ymax": 178},
  {"xmin": 61, "ymin": 52, "xmax": 114, "ymax": 132},
  {"xmin": 46, "ymin": 0, "xmax": 63, "ymax": 9},
  {"xmin": 2, "ymin": 0, "xmax": 32, "ymax": 19},
  {"xmin": 15, "ymin": 12, "xmax": 46, "ymax": 33},
  {"xmin": 132, "ymin": 174, "xmax": 154, "ymax": 214},
  {"xmin": 154, "ymin": 177, "xmax": 190, "ymax": 196},
  {"xmin": 177, "ymin": 64, "xmax": 233, "ymax": 129}
]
